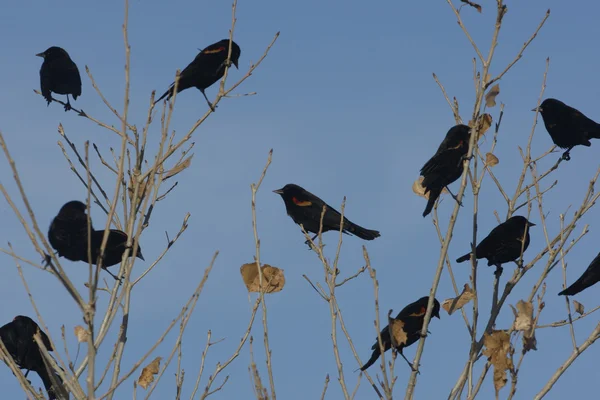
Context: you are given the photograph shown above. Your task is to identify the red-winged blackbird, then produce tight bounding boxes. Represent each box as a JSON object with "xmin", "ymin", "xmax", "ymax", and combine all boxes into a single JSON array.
[
  {"xmin": 37, "ymin": 47, "xmax": 82, "ymax": 112},
  {"xmin": 273, "ymin": 184, "xmax": 380, "ymax": 244},
  {"xmin": 456, "ymin": 216, "xmax": 535, "ymax": 272},
  {"xmin": 359, "ymin": 297, "xmax": 441, "ymax": 372},
  {"xmin": 420, "ymin": 125, "xmax": 471, "ymax": 217},
  {"xmin": 0, "ymin": 316, "xmax": 64, "ymax": 400},
  {"xmin": 559, "ymin": 252, "xmax": 600, "ymax": 296},
  {"xmin": 534, "ymin": 98, "xmax": 600, "ymax": 161},
  {"xmin": 155, "ymin": 39, "xmax": 241, "ymax": 111},
  {"xmin": 48, "ymin": 201, "xmax": 144, "ymax": 280}
]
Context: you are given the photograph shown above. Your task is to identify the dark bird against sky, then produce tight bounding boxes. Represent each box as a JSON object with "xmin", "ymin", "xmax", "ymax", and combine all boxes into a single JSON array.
[
  {"xmin": 420, "ymin": 124, "xmax": 471, "ymax": 217},
  {"xmin": 534, "ymin": 98, "xmax": 600, "ymax": 161},
  {"xmin": 273, "ymin": 183, "xmax": 380, "ymax": 245},
  {"xmin": 155, "ymin": 39, "xmax": 241, "ymax": 111},
  {"xmin": 559, "ymin": 251, "xmax": 600, "ymax": 296},
  {"xmin": 37, "ymin": 46, "xmax": 82, "ymax": 111}
]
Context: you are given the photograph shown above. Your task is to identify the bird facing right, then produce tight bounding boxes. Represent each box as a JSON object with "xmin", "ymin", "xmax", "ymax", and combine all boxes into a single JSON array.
[
  {"xmin": 359, "ymin": 296, "xmax": 441, "ymax": 372},
  {"xmin": 155, "ymin": 39, "xmax": 241, "ymax": 111},
  {"xmin": 456, "ymin": 216, "xmax": 535, "ymax": 271},
  {"xmin": 37, "ymin": 46, "xmax": 82, "ymax": 111},
  {"xmin": 0, "ymin": 316, "xmax": 64, "ymax": 400},
  {"xmin": 533, "ymin": 98, "xmax": 600, "ymax": 161},
  {"xmin": 559, "ymin": 251, "xmax": 600, "ymax": 296},
  {"xmin": 273, "ymin": 183, "xmax": 380, "ymax": 244},
  {"xmin": 420, "ymin": 124, "xmax": 471, "ymax": 217}
]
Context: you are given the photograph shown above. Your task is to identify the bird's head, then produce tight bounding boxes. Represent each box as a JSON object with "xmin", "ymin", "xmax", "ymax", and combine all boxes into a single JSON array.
[
  {"xmin": 273, "ymin": 184, "xmax": 313, "ymax": 208},
  {"xmin": 531, "ymin": 98, "xmax": 562, "ymax": 115},
  {"xmin": 36, "ymin": 46, "xmax": 70, "ymax": 61},
  {"xmin": 510, "ymin": 215, "xmax": 536, "ymax": 230},
  {"xmin": 58, "ymin": 200, "xmax": 87, "ymax": 216}
]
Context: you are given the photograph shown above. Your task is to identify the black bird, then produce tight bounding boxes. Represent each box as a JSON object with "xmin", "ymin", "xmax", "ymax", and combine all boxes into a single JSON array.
[
  {"xmin": 48, "ymin": 201, "xmax": 91, "ymax": 262},
  {"xmin": 420, "ymin": 125, "xmax": 471, "ymax": 217},
  {"xmin": 273, "ymin": 184, "xmax": 380, "ymax": 244},
  {"xmin": 456, "ymin": 216, "xmax": 535, "ymax": 273},
  {"xmin": 0, "ymin": 316, "xmax": 64, "ymax": 400},
  {"xmin": 559, "ymin": 252, "xmax": 600, "ymax": 296},
  {"xmin": 533, "ymin": 98, "xmax": 600, "ymax": 161},
  {"xmin": 48, "ymin": 201, "xmax": 144, "ymax": 280},
  {"xmin": 37, "ymin": 47, "xmax": 82, "ymax": 111},
  {"xmin": 359, "ymin": 297, "xmax": 441, "ymax": 372},
  {"xmin": 155, "ymin": 39, "xmax": 241, "ymax": 111}
]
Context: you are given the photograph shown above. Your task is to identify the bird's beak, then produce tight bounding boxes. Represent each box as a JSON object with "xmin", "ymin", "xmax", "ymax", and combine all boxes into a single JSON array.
[
  {"xmin": 35, "ymin": 52, "xmax": 45, "ymax": 58},
  {"xmin": 528, "ymin": 222, "xmax": 536, "ymax": 227},
  {"xmin": 137, "ymin": 250, "xmax": 145, "ymax": 261},
  {"xmin": 233, "ymin": 60, "xmax": 239, "ymax": 69},
  {"xmin": 273, "ymin": 188, "xmax": 284, "ymax": 195},
  {"xmin": 531, "ymin": 106, "xmax": 541, "ymax": 112},
  {"xmin": 434, "ymin": 312, "xmax": 441, "ymax": 319}
]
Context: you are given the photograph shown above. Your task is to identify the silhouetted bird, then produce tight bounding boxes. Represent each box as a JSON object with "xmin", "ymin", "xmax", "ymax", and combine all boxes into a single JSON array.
[
  {"xmin": 48, "ymin": 201, "xmax": 91, "ymax": 262},
  {"xmin": 359, "ymin": 297, "xmax": 441, "ymax": 372},
  {"xmin": 273, "ymin": 184, "xmax": 380, "ymax": 245},
  {"xmin": 534, "ymin": 98, "xmax": 600, "ymax": 161},
  {"xmin": 37, "ymin": 47, "xmax": 82, "ymax": 111},
  {"xmin": 155, "ymin": 39, "xmax": 241, "ymax": 111},
  {"xmin": 456, "ymin": 216, "xmax": 535, "ymax": 273},
  {"xmin": 559, "ymin": 252, "xmax": 600, "ymax": 296},
  {"xmin": 420, "ymin": 125, "xmax": 471, "ymax": 217},
  {"xmin": 48, "ymin": 201, "xmax": 144, "ymax": 280},
  {"xmin": 0, "ymin": 316, "xmax": 64, "ymax": 400}
]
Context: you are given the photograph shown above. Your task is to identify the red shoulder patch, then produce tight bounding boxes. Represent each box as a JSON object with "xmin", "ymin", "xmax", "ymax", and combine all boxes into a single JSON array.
[
  {"xmin": 409, "ymin": 306, "xmax": 426, "ymax": 317},
  {"xmin": 203, "ymin": 46, "xmax": 226, "ymax": 55},
  {"xmin": 292, "ymin": 197, "xmax": 312, "ymax": 207}
]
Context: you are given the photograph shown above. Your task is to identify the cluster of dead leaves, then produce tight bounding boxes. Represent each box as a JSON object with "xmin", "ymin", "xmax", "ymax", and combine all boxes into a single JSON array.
[
  {"xmin": 482, "ymin": 330, "xmax": 514, "ymax": 396},
  {"xmin": 412, "ymin": 176, "xmax": 449, "ymax": 199},
  {"xmin": 510, "ymin": 300, "xmax": 537, "ymax": 352},
  {"xmin": 442, "ymin": 284, "xmax": 475, "ymax": 315},
  {"xmin": 240, "ymin": 263, "xmax": 285, "ymax": 294},
  {"xmin": 74, "ymin": 326, "xmax": 89, "ymax": 343},
  {"xmin": 138, "ymin": 356, "xmax": 162, "ymax": 389}
]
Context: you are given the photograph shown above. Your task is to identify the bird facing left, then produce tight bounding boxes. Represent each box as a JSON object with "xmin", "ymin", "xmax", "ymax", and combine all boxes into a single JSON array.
[{"xmin": 37, "ymin": 46, "xmax": 82, "ymax": 111}]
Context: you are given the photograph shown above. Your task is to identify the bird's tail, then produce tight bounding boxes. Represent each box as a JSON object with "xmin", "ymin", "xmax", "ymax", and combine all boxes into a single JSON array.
[
  {"xmin": 359, "ymin": 348, "xmax": 381, "ymax": 371},
  {"xmin": 37, "ymin": 366, "xmax": 66, "ymax": 400},
  {"xmin": 456, "ymin": 253, "xmax": 471, "ymax": 263},
  {"xmin": 346, "ymin": 222, "xmax": 380, "ymax": 240},
  {"xmin": 558, "ymin": 282, "xmax": 582, "ymax": 297},
  {"xmin": 423, "ymin": 188, "xmax": 442, "ymax": 217},
  {"xmin": 154, "ymin": 87, "xmax": 172, "ymax": 105}
]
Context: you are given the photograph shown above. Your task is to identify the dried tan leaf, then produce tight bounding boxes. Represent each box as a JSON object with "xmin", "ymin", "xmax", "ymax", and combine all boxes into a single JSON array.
[
  {"xmin": 163, "ymin": 154, "xmax": 194, "ymax": 181},
  {"xmin": 482, "ymin": 330, "xmax": 514, "ymax": 396},
  {"xmin": 442, "ymin": 284, "xmax": 475, "ymax": 315},
  {"xmin": 128, "ymin": 174, "xmax": 149, "ymax": 204},
  {"xmin": 413, "ymin": 176, "xmax": 448, "ymax": 199},
  {"xmin": 468, "ymin": 113, "xmax": 492, "ymax": 141},
  {"xmin": 485, "ymin": 84, "xmax": 500, "ymax": 107},
  {"xmin": 485, "ymin": 153, "xmax": 499, "ymax": 167},
  {"xmin": 460, "ymin": 0, "xmax": 482, "ymax": 12},
  {"xmin": 388, "ymin": 315, "xmax": 408, "ymax": 349},
  {"xmin": 138, "ymin": 356, "xmax": 162, "ymax": 389},
  {"xmin": 74, "ymin": 326, "xmax": 89, "ymax": 343},
  {"xmin": 240, "ymin": 263, "xmax": 286, "ymax": 294},
  {"xmin": 512, "ymin": 300, "xmax": 533, "ymax": 333},
  {"xmin": 573, "ymin": 300, "xmax": 584, "ymax": 315}
]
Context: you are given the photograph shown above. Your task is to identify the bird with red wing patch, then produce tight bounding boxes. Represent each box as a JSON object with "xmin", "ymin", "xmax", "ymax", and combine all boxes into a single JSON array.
[
  {"xmin": 155, "ymin": 39, "xmax": 241, "ymax": 111},
  {"xmin": 273, "ymin": 184, "xmax": 380, "ymax": 246},
  {"xmin": 420, "ymin": 125, "xmax": 471, "ymax": 217},
  {"xmin": 359, "ymin": 297, "xmax": 441, "ymax": 372}
]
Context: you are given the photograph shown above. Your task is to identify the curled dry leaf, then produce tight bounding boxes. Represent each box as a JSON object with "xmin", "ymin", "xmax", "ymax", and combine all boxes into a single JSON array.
[
  {"xmin": 573, "ymin": 300, "xmax": 584, "ymax": 315},
  {"xmin": 388, "ymin": 312, "xmax": 408, "ymax": 349},
  {"xmin": 163, "ymin": 154, "xmax": 194, "ymax": 181},
  {"xmin": 468, "ymin": 113, "xmax": 492, "ymax": 141},
  {"xmin": 412, "ymin": 176, "xmax": 448, "ymax": 199},
  {"xmin": 240, "ymin": 263, "xmax": 285, "ymax": 294},
  {"xmin": 138, "ymin": 356, "xmax": 162, "ymax": 390},
  {"xmin": 442, "ymin": 283, "xmax": 475, "ymax": 315},
  {"xmin": 74, "ymin": 326, "xmax": 89, "ymax": 343},
  {"xmin": 128, "ymin": 174, "xmax": 149, "ymax": 204},
  {"xmin": 485, "ymin": 153, "xmax": 499, "ymax": 167},
  {"xmin": 485, "ymin": 84, "xmax": 500, "ymax": 107},
  {"xmin": 482, "ymin": 330, "xmax": 514, "ymax": 396},
  {"xmin": 510, "ymin": 300, "xmax": 537, "ymax": 352}
]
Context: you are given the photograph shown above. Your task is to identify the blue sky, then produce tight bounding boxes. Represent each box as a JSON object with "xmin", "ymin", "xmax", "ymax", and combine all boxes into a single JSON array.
[{"xmin": 1, "ymin": 0, "xmax": 600, "ymax": 399}]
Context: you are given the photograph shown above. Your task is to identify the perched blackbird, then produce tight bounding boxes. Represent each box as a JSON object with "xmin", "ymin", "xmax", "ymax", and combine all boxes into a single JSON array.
[
  {"xmin": 456, "ymin": 216, "xmax": 535, "ymax": 272},
  {"xmin": 359, "ymin": 297, "xmax": 441, "ymax": 372},
  {"xmin": 48, "ymin": 201, "xmax": 144, "ymax": 280},
  {"xmin": 155, "ymin": 39, "xmax": 241, "ymax": 111},
  {"xmin": 48, "ymin": 201, "xmax": 91, "ymax": 262},
  {"xmin": 273, "ymin": 184, "xmax": 380, "ymax": 244},
  {"xmin": 534, "ymin": 98, "xmax": 600, "ymax": 161},
  {"xmin": 0, "ymin": 316, "xmax": 64, "ymax": 399},
  {"xmin": 37, "ymin": 46, "xmax": 82, "ymax": 111},
  {"xmin": 559, "ymin": 252, "xmax": 600, "ymax": 296},
  {"xmin": 420, "ymin": 125, "xmax": 471, "ymax": 217}
]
